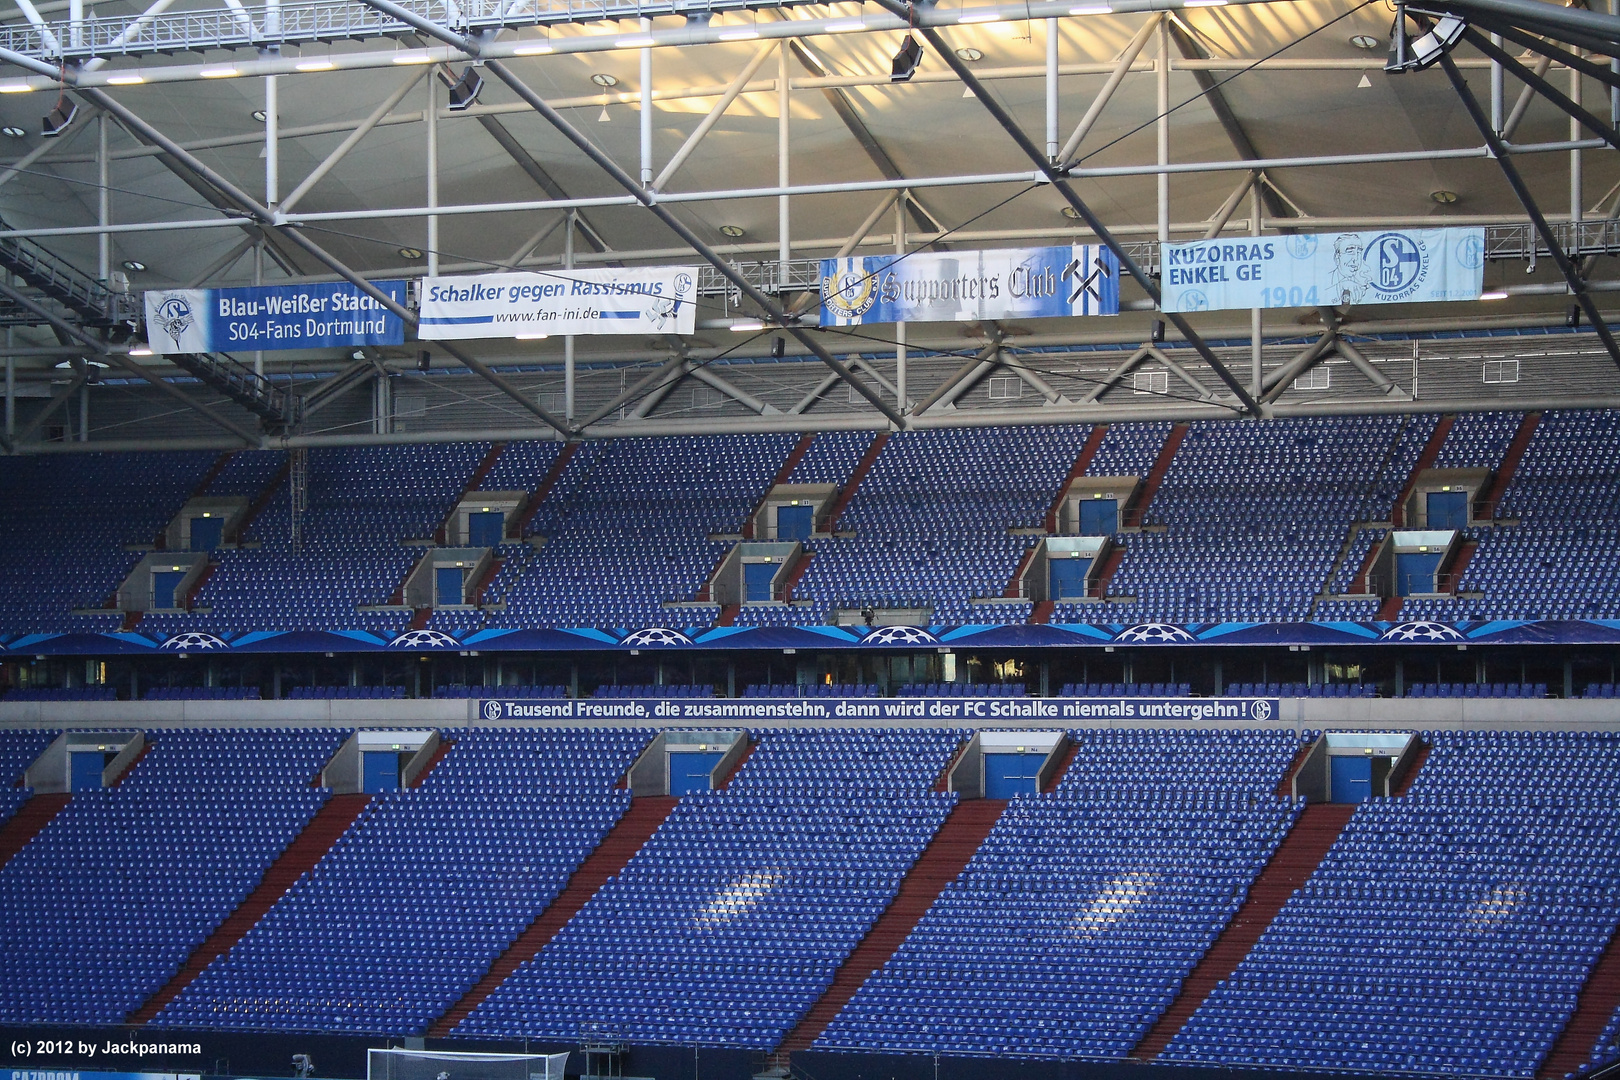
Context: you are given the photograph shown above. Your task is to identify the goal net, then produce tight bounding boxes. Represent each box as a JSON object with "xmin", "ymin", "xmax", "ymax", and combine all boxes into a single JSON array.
[{"xmin": 368, "ymin": 1048, "xmax": 570, "ymax": 1080}]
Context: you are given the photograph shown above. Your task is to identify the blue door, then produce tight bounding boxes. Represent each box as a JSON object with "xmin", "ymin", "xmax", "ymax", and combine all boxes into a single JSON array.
[
  {"xmin": 1427, "ymin": 490, "xmax": 1468, "ymax": 529},
  {"xmin": 69, "ymin": 751, "xmax": 104, "ymax": 791},
  {"xmin": 778, "ymin": 505, "xmax": 814, "ymax": 540},
  {"xmin": 1396, "ymin": 551, "xmax": 1442, "ymax": 595},
  {"xmin": 1079, "ymin": 498, "xmax": 1118, "ymax": 535},
  {"xmin": 436, "ymin": 566, "xmax": 464, "ymax": 605},
  {"xmin": 670, "ymin": 750, "xmax": 724, "ymax": 794},
  {"xmin": 1330, "ymin": 755, "xmax": 1372, "ymax": 803},
  {"xmin": 744, "ymin": 562, "xmax": 778, "ymax": 602},
  {"xmin": 469, "ymin": 511, "xmax": 505, "ymax": 547},
  {"xmin": 984, "ymin": 752, "xmax": 1042, "ymax": 797},
  {"xmin": 190, "ymin": 516, "xmax": 223, "ymax": 551},
  {"xmin": 1049, "ymin": 556, "xmax": 1093, "ymax": 601},
  {"xmin": 362, "ymin": 751, "xmax": 401, "ymax": 793},
  {"xmin": 152, "ymin": 569, "xmax": 186, "ymax": 609}
]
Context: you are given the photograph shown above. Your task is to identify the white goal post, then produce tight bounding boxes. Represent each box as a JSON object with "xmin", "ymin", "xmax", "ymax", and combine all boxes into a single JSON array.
[{"xmin": 368, "ymin": 1048, "xmax": 571, "ymax": 1080}]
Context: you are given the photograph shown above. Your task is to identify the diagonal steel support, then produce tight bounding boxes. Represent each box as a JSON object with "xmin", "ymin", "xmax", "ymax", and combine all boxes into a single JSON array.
[
  {"xmin": 185, "ymin": 236, "xmax": 256, "ymax": 288},
  {"xmin": 1260, "ymin": 331, "xmax": 1336, "ymax": 403},
  {"xmin": 344, "ymin": 0, "xmax": 903, "ymax": 428},
  {"xmin": 1440, "ymin": 51, "xmax": 1620, "ymax": 372},
  {"xmin": 871, "ymin": 3, "xmax": 1261, "ymax": 416},
  {"xmin": 1166, "ymin": 18, "xmax": 1296, "ymax": 223},
  {"xmin": 1203, "ymin": 171, "xmax": 1259, "ymax": 239},
  {"xmin": 1335, "ymin": 338, "xmax": 1411, "ymax": 399},
  {"xmin": 790, "ymin": 369, "xmax": 844, "ymax": 415},
  {"xmin": 1474, "ymin": 16, "xmax": 1620, "ymax": 92},
  {"xmin": 298, "ymin": 357, "xmax": 377, "ymax": 419},
  {"xmin": 0, "ymin": 279, "xmax": 260, "ymax": 445},
  {"xmin": 1144, "ymin": 344, "xmax": 1217, "ymax": 400},
  {"xmin": 278, "ymin": 66, "xmax": 431, "ymax": 214},
  {"xmin": 628, "ymin": 357, "xmax": 689, "ymax": 419},
  {"xmin": 1058, "ymin": 18, "xmax": 1157, "ymax": 168},
  {"xmin": 1466, "ymin": 28, "xmax": 1620, "ymax": 153},
  {"xmin": 787, "ymin": 39, "xmax": 948, "ymax": 243},
  {"xmin": 1433, "ymin": 0, "xmax": 1620, "ymax": 52},
  {"xmin": 913, "ymin": 342, "xmax": 999, "ymax": 414},
  {"xmin": 473, "ymin": 114, "xmax": 612, "ymax": 254},
  {"xmin": 1000, "ymin": 351, "xmax": 1069, "ymax": 404},
  {"xmin": 578, "ymin": 353, "xmax": 689, "ymax": 429},
  {"xmin": 653, "ymin": 42, "xmax": 776, "ymax": 192},
  {"xmin": 1081, "ymin": 345, "xmax": 1152, "ymax": 403},
  {"xmin": 74, "ymin": 85, "xmax": 571, "ymax": 438},
  {"xmin": 480, "ymin": 80, "xmax": 904, "ymax": 427},
  {"xmin": 13, "ymin": 370, "xmax": 86, "ymax": 445},
  {"xmin": 687, "ymin": 361, "xmax": 782, "ymax": 414}
]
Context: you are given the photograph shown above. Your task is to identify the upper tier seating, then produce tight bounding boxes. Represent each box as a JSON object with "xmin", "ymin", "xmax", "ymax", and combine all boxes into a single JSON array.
[
  {"xmin": 0, "ymin": 728, "xmax": 342, "ymax": 1024},
  {"xmin": 153, "ymin": 728, "xmax": 646, "ymax": 1034},
  {"xmin": 3, "ymin": 687, "xmax": 118, "ymax": 701},
  {"xmin": 1226, "ymin": 682, "xmax": 1376, "ymax": 698},
  {"xmin": 455, "ymin": 728, "xmax": 963, "ymax": 1047},
  {"xmin": 1063, "ymin": 683, "xmax": 1192, "ymax": 697},
  {"xmin": 593, "ymin": 684, "xmax": 713, "ymax": 698},
  {"xmin": 1163, "ymin": 730, "xmax": 1620, "ymax": 1077},
  {"xmin": 745, "ymin": 684, "xmax": 881, "ymax": 698},
  {"xmin": 1405, "ymin": 682, "xmax": 1546, "ymax": 699},
  {"xmin": 5, "ymin": 410, "xmax": 1620, "ymax": 635},
  {"xmin": 0, "ymin": 451, "xmax": 215, "ymax": 634},
  {"xmin": 1403, "ymin": 410, "xmax": 1620, "ymax": 622},
  {"xmin": 1058, "ymin": 416, "xmax": 1436, "ymax": 626},
  {"xmin": 434, "ymin": 684, "xmax": 566, "ymax": 699},
  {"xmin": 140, "ymin": 445, "xmax": 487, "ymax": 638},
  {"xmin": 754, "ymin": 426, "xmax": 1096, "ymax": 628},
  {"xmin": 816, "ymin": 728, "xmax": 1300, "ymax": 1058},
  {"xmin": 490, "ymin": 435, "xmax": 794, "ymax": 630},
  {"xmin": 286, "ymin": 686, "xmax": 408, "ymax": 700},
  {"xmin": 1432, "ymin": 410, "xmax": 1525, "ymax": 471},
  {"xmin": 143, "ymin": 686, "xmax": 261, "ymax": 701},
  {"xmin": 900, "ymin": 683, "xmax": 1027, "ymax": 697}
]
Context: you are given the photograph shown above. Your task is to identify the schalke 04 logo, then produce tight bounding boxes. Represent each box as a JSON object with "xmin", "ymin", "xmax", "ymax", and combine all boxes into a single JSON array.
[
  {"xmin": 153, "ymin": 293, "xmax": 195, "ymax": 348},
  {"xmin": 823, "ymin": 266, "xmax": 880, "ymax": 321},
  {"xmin": 1366, "ymin": 232, "xmax": 1426, "ymax": 299}
]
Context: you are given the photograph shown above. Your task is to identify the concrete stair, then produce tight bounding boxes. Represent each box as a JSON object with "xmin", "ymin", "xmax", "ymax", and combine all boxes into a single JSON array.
[
  {"xmin": 509, "ymin": 442, "xmax": 582, "ymax": 539},
  {"xmin": 127, "ymin": 792, "xmax": 373, "ymax": 1024},
  {"xmin": 428, "ymin": 796, "xmax": 680, "ymax": 1037},
  {"xmin": 1044, "ymin": 424, "xmax": 1109, "ymax": 531},
  {"xmin": 1123, "ymin": 423, "xmax": 1188, "ymax": 526},
  {"xmin": 1131, "ymin": 802, "xmax": 1358, "ymax": 1059},
  {"xmin": 1390, "ymin": 415, "xmax": 1455, "ymax": 527},
  {"xmin": 823, "ymin": 433, "xmax": 890, "ymax": 531},
  {"xmin": 1478, "ymin": 412, "xmax": 1541, "ymax": 519},
  {"xmin": 1539, "ymin": 923, "xmax": 1620, "ymax": 1078},
  {"xmin": 776, "ymin": 799, "xmax": 1008, "ymax": 1052},
  {"xmin": 0, "ymin": 793, "xmax": 72, "ymax": 870}
]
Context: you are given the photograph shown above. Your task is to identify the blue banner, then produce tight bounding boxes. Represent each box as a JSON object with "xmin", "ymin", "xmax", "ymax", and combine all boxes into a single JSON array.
[
  {"xmin": 1160, "ymin": 228, "xmax": 1485, "ymax": 312},
  {"xmin": 820, "ymin": 245, "xmax": 1120, "ymax": 326},
  {"xmin": 477, "ymin": 697, "xmax": 1282, "ymax": 723},
  {"xmin": 144, "ymin": 281, "xmax": 407, "ymax": 354}
]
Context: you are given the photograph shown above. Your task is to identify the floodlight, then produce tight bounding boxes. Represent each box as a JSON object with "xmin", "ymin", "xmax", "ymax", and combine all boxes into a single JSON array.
[
  {"xmin": 1386, "ymin": 8, "xmax": 1466, "ymax": 72},
  {"xmin": 442, "ymin": 66, "xmax": 484, "ymax": 111},
  {"xmin": 42, "ymin": 101, "xmax": 76, "ymax": 137},
  {"xmin": 891, "ymin": 35, "xmax": 924, "ymax": 82}
]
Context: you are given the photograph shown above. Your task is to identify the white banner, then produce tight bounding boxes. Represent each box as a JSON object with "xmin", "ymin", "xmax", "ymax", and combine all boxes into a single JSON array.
[
  {"xmin": 1160, "ymin": 227, "xmax": 1485, "ymax": 312},
  {"xmin": 418, "ymin": 268, "xmax": 698, "ymax": 339}
]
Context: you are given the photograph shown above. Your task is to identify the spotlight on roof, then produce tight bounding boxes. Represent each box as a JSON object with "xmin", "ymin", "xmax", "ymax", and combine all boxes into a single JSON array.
[
  {"xmin": 891, "ymin": 35, "xmax": 924, "ymax": 82},
  {"xmin": 441, "ymin": 66, "xmax": 484, "ymax": 111},
  {"xmin": 42, "ymin": 100, "xmax": 77, "ymax": 138},
  {"xmin": 1386, "ymin": 7, "xmax": 1466, "ymax": 72}
]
